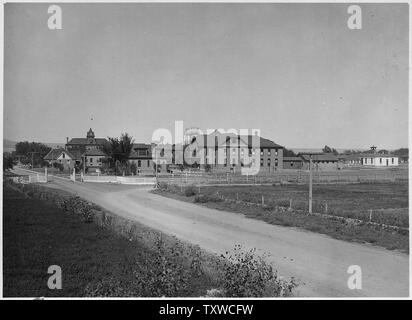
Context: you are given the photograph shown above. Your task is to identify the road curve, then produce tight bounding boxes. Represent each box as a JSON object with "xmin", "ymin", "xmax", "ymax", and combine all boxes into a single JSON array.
[{"xmin": 14, "ymin": 170, "xmax": 409, "ymax": 297}]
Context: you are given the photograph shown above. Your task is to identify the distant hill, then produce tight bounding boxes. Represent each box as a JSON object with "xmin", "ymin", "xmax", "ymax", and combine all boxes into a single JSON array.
[{"xmin": 3, "ymin": 139, "xmax": 65, "ymax": 153}]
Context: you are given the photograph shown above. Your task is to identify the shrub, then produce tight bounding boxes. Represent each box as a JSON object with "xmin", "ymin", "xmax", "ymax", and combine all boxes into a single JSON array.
[
  {"xmin": 134, "ymin": 235, "xmax": 191, "ymax": 296},
  {"xmin": 130, "ymin": 162, "xmax": 137, "ymax": 175},
  {"xmin": 194, "ymin": 194, "xmax": 222, "ymax": 203},
  {"xmin": 52, "ymin": 162, "xmax": 64, "ymax": 172},
  {"xmin": 184, "ymin": 186, "xmax": 196, "ymax": 197},
  {"xmin": 215, "ymin": 245, "xmax": 297, "ymax": 297}
]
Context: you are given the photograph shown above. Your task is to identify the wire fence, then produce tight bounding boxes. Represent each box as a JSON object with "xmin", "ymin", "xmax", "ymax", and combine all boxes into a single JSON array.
[
  {"xmin": 157, "ymin": 169, "xmax": 408, "ymax": 186},
  {"xmin": 157, "ymin": 182, "xmax": 408, "ymax": 229}
]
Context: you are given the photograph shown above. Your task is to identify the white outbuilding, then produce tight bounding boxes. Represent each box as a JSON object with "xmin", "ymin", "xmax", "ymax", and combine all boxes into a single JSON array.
[{"xmin": 360, "ymin": 153, "xmax": 399, "ymax": 167}]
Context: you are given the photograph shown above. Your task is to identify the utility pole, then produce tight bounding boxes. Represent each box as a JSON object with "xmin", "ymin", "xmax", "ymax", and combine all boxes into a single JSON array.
[
  {"xmin": 155, "ymin": 147, "xmax": 158, "ymax": 187},
  {"xmin": 309, "ymin": 156, "xmax": 313, "ymax": 214},
  {"xmin": 27, "ymin": 152, "xmax": 40, "ymax": 170}
]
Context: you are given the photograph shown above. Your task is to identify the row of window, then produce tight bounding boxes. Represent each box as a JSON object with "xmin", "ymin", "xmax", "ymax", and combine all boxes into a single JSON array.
[
  {"xmin": 136, "ymin": 160, "xmax": 151, "ymax": 167},
  {"xmin": 362, "ymin": 158, "xmax": 395, "ymax": 164}
]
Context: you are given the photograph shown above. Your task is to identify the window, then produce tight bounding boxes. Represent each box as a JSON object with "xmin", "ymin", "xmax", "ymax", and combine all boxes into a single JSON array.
[
  {"xmin": 138, "ymin": 160, "xmax": 141, "ymax": 167},
  {"xmin": 370, "ymin": 158, "xmax": 373, "ymax": 163},
  {"xmin": 268, "ymin": 150, "xmax": 271, "ymax": 156},
  {"xmin": 275, "ymin": 149, "xmax": 278, "ymax": 156},
  {"xmin": 224, "ymin": 158, "xmax": 227, "ymax": 167},
  {"xmin": 260, "ymin": 158, "xmax": 264, "ymax": 166},
  {"xmin": 192, "ymin": 149, "xmax": 197, "ymax": 157},
  {"xmin": 90, "ymin": 158, "xmax": 93, "ymax": 163},
  {"xmin": 62, "ymin": 153, "xmax": 65, "ymax": 159},
  {"xmin": 147, "ymin": 160, "xmax": 150, "ymax": 167},
  {"xmin": 260, "ymin": 149, "xmax": 263, "ymax": 156},
  {"xmin": 392, "ymin": 158, "xmax": 394, "ymax": 164},
  {"xmin": 380, "ymin": 158, "xmax": 382, "ymax": 164},
  {"xmin": 160, "ymin": 148, "xmax": 165, "ymax": 157},
  {"xmin": 275, "ymin": 159, "xmax": 278, "ymax": 167}
]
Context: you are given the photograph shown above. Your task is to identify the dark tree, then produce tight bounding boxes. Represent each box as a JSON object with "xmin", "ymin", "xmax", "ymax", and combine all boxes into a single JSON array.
[
  {"xmin": 283, "ymin": 148, "xmax": 297, "ymax": 157},
  {"xmin": 105, "ymin": 133, "xmax": 134, "ymax": 175},
  {"xmin": 14, "ymin": 141, "xmax": 51, "ymax": 167},
  {"xmin": 322, "ymin": 145, "xmax": 339, "ymax": 155},
  {"xmin": 3, "ymin": 152, "xmax": 15, "ymax": 171}
]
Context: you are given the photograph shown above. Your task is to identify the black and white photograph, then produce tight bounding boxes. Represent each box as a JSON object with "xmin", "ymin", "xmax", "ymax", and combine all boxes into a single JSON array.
[{"xmin": 1, "ymin": 0, "xmax": 410, "ymax": 305}]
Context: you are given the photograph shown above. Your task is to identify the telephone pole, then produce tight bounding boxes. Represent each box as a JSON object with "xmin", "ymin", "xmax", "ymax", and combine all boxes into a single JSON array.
[
  {"xmin": 27, "ymin": 152, "xmax": 40, "ymax": 170},
  {"xmin": 309, "ymin": 156, "xmax": 313, "ymax": 214}
]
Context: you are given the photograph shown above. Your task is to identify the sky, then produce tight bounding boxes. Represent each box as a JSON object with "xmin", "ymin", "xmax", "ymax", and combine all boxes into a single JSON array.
[{"xmin": 3, "ymin": 3, "xmax": 409, "ymax": 149}]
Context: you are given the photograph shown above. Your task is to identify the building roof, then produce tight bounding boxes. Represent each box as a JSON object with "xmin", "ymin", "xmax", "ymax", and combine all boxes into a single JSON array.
[
  {"xmin": 190, "ymin": 132, "xmax": 283, "ymax": 149},
  {"xmin": 44, "ymin": 148, "xmax": 75, "ymax": 160},
  {"xmin": 67, "ymin": 137, "xmax": 108, "ymax": 145},
  {"xmin": 300, "ymin": 153, "xmax": 338, "ymax": 162},
  {"xmin": 359, "ymin": 153, "xmax": 398, "ymax": 158},
  {"xmin": 133, "ymin": 143, "xmax": 151, "ymax": 149},
  {"xmin": 258, "ymin": 137, "xmax": 283, "ymax": 148},
  {"xmin": 83, "ymin": 149, "xmax": 107, "ymax": 157}
]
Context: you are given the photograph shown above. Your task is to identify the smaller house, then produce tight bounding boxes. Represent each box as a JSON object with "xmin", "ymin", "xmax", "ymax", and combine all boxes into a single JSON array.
[
  {"xmin": 299, "ymin": 153, "xmax": 339, "ymax": 171},
  {"xmin": 359, "ymin": 153, "xmax": 398, "ymax": 167},
  {"xmin": 358, "ymin": 146, "xmax": 399, "ymax": 167},
  {"xmin": 128, "ymin": 143, "xmax": 154, "ymax": 175},
  {"xmin": 83, "ymin": 149, "xmax": 107, "ymax": 173},
  {"xmin": 283, "ymin": 157, "xmax": 303, "ymax": 169},
  {"xmin": 44, "ymin": 148, "xmax": 75, "ymax": 171}
]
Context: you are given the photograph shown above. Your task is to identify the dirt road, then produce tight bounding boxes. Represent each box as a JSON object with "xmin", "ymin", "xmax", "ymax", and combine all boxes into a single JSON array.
[{"xmin": 14, "ymin": 170, "xmax": 409, "ymax": 297}]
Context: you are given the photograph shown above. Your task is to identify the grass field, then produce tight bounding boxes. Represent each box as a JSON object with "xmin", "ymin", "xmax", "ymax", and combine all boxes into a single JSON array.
[
  {"xmin": 154, "ymin": 182, "xmax": 409, "ymax": 253},
  {"xmin": 2, "ymin": 186, "xmax": 215, "ymax": 297},
  {"xmin": 197, "ymin": 183, "xmax": 409, "ymax": 228},
  {"xmin": 3, "ymin": 183, "xmax": 297, "ymax": 297}
]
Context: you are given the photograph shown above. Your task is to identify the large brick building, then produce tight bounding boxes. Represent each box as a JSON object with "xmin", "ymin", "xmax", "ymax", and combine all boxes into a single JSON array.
[{"xmin": 163, "ymin": 130, "xmax": 284, "ymax": 173}]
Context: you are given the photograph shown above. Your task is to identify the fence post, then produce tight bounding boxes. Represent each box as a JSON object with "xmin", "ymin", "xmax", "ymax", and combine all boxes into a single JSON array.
[
  {"xmin": 289, "ymin": 199, "xmax": 292, "ymax": 210},
  {"xmin": 369, "ymin": 210, "xmax": 373, "ymax": 222},
  {"xmin": 198, "ymin": 186, "xmax": 201, "ymax": 194},
  {"xmin": 261, "ymin": 195, "xmax": 264, "ymax": 206},
  {"xmin": 226, "ymin": 173, "xmax": 229, "ymax": 184},
  {"xmin": 236, "ymin": 193, "xmax": 239, "ymax": 201},
  {"xmin": 325, "ymin": 202, "xmax": 328, "ymax": 214}
]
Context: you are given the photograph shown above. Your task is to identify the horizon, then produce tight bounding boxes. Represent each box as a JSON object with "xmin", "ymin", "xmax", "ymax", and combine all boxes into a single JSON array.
[
  {"xmin": 3, "ymin": 3, "xmax": 409, "ymax": 150},
  {"xmin": 3, "ymin": 136, "xmax": 408, "ymax": 152}
]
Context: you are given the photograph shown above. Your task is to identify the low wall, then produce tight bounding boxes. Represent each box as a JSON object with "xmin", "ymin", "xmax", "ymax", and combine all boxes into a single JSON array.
[{"xmin": 82, "ymin": 175, "xmax": 156, "ymax": 185}]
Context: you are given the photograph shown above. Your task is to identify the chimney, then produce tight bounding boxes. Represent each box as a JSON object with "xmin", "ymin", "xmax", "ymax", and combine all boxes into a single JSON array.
[{"xmin": 66, "ymin": 137, "xmax": 69, "ymax": 150}]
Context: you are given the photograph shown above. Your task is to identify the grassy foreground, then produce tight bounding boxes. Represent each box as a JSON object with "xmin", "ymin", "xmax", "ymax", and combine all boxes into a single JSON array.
[
  {"xmin": 153, "ymin": 183, "xmax": 409, "ymax": 253},
  {"xmin": 3, "ymin": 183, "xmax": 296, "ymax": 297},
  {"xmin": 3, "ymin": 186, "xmax": 215, "ymax": 297}
]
